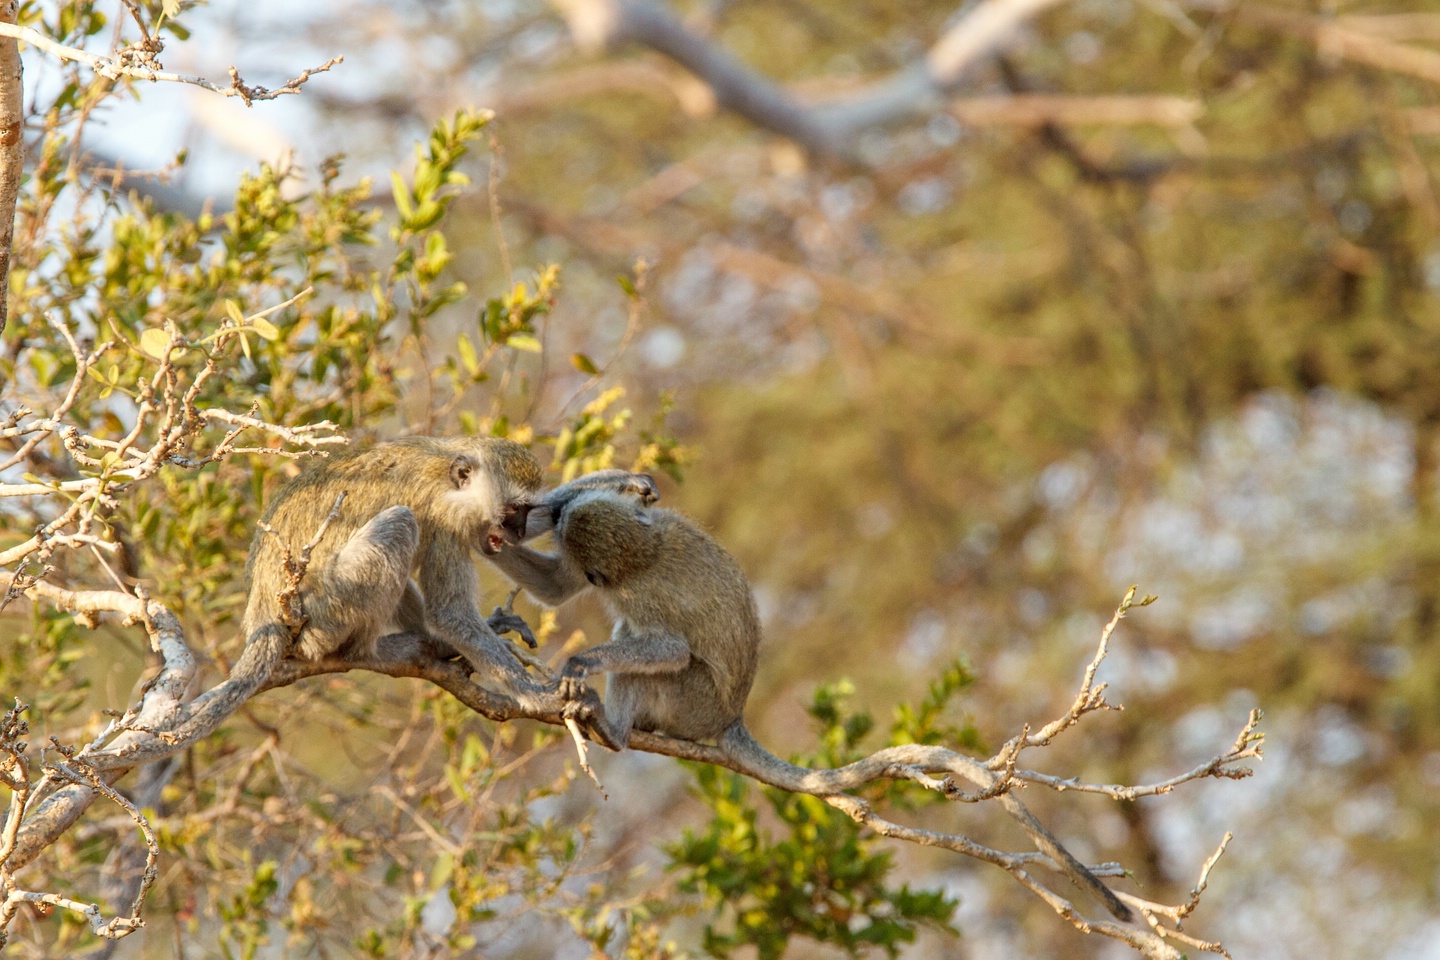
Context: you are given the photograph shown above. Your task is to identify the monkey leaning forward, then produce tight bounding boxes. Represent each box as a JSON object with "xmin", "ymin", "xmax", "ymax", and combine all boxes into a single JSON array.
[
  {"xmin": 490, "ymin": 486, "xmax": 1135, "ymax": 923},
  {"xmin": 180, "ymin": 436, "xmax": 553, "ymax": 740}
]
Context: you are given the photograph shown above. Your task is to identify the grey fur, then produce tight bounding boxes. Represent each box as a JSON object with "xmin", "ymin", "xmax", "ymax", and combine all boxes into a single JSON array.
[
  {"xmin": 520, "ymin": 468, "xmax": 659, "ymax": 540},
  {"xmin": 208, "ymin": 436, "xmax": 550, "ymax": 730},
  {"xmin": 493, "ymin": 482, "xmax": 1134, "ymax": 923}
]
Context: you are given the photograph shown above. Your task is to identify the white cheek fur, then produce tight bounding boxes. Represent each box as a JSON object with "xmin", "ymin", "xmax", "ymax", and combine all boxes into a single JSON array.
[{"xmin": 443, "ymin": 482, "xmax": 500, "ymax": 525}]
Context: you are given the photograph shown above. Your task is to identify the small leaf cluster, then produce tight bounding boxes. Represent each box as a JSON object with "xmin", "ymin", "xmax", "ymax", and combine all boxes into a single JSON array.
[
  {"xmin": 0, "ymin": 10, "xmax": 694, "ymax": 953},
  {"xmin": 666, "ymin": 674, "xmax": 974, "ymax": 959}
]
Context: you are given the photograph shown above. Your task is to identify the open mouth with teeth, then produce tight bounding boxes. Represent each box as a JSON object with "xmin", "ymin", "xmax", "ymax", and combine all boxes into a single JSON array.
[{"xmin": 483, "ymin": 529, "xmax": 506, "ymax": 554}]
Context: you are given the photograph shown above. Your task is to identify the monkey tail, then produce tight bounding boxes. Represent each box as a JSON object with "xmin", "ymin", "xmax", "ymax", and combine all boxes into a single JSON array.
[
  {"xmin": 719, "ymin": 722, "xmax": 856, "ymax": 794},
  {"xmin": 169, "ymin": 623, "xmax": 290, "ymax": 744},
  {"xmin": 718, "ymin": 722, "xmax": 1133, "ymax": 922}
]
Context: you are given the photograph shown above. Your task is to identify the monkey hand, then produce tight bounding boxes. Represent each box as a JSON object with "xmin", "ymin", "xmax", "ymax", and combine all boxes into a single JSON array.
[
  {"xmin": 488, "ymin": 606, "xmax": 538, "ymax": 648},
  {"xmin": 558, "ymin": 655, "xmax": 595, "ymax": 703}
]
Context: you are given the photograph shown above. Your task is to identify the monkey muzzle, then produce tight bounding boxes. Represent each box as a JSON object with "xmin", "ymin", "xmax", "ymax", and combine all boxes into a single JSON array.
[{"xmin": 484, "ymin": 503, "xmax": 532, "ymax": 555}]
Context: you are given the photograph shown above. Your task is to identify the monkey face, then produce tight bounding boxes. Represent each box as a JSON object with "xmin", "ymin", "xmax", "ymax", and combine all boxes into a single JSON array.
[
  {"xmin": 491, "ymin": 501, "xmax": 532, "ymax": 553},
  {"xmin": 442, "ymin": 454, "xmax": 507, "ymax": 553}
]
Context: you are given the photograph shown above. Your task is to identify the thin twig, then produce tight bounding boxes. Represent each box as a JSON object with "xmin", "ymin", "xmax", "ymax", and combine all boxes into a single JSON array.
[{"xmin": 0, "ymin": 21, "xmax": 341, "ymax": 105}]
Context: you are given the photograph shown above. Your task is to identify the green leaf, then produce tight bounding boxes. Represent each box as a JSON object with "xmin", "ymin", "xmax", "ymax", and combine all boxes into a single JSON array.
[
  {"xmin": 139, "ymin": 328, "xmax": 172, "ymax": 360},
  {"xmin": 224, "ymin": 299, "xmax": 245, "ymax": 326},
  {"xmin": 251, "ymin": 316, "xmax": 281, "ymax": 341},
  {"xmin": 457, "ymin": 332, "xmax": 479, "ymax": 375},
  {"xmin": 571, "ymin": 352, "xmax": 599, "ymax": 375},
  {"xmin": 390, "ymin": 171, "xmax": 414, "ymax": 221},
  {"xmin": 508, "ymin": 334, "xmax": 541, "ymax": 353}
]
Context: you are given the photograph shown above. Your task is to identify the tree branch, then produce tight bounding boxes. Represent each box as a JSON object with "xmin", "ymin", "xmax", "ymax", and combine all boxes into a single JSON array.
[
  {"xmin": 247, "ymin": 592, "xmax": 1254, "ymax": 956},
  {"xmin": 0, "ymin": 0, "xmax": 19, "ymax": 341},
  {"xmin": 1236, "ymin": 4, "xmax": 1440, "ymax": 86},
  {"xmin": 0, "ymin": 572, "xmax": 1251, "ymax": 956},
  {"xmin": 0, "ymin": 21, "xmax": 341, "ymax": 106},
  {"xmin": 551, "ymin": 0, "xmax": 1076, "ymax": 158}
]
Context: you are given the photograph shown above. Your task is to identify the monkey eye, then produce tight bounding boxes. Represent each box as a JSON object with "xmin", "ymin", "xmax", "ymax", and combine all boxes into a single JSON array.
[{"xmin": 585, "ymin": 570, "xmax": 607, "ymax": 588}]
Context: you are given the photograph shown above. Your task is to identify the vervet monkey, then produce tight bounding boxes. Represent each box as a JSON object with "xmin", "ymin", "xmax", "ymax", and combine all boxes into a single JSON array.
[
  {"xmin": 492, "ymin": 489, "xmax": 1134, "ymax": 922},
  {"xmin": 229, "ymin": 436, "xmax": 549, "ymax": 707}
]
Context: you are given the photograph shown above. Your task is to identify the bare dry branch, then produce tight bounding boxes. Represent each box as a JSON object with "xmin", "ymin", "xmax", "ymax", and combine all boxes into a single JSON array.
[
  {"xmin": 949, "ymin": 94, "xmax": 1203, "ymax": 128},
  {"xmin": 0, "ymin": 20, "xmax": 341, "ymax": 106},
  {"xmin": 550, "ymin": 0, "xmax": 1078, "ymax": 158},
  {"xmin": 1, "ymin": 523, "xmax": 1246, "ymax": 960},
  {"xmin": 0, "ymin": 705, "xmax": 158, "ymax": 947},
  {"xmin": 1238, "ymin": 5, "xmax": 1440, "ymax": 86},
  {"xmin": 0, "ymin": 317, "xmax": 346, "ymax": 573},
  {"xmin": 257, "ymin": 491, "xmax": 347, "ymax": 636}
]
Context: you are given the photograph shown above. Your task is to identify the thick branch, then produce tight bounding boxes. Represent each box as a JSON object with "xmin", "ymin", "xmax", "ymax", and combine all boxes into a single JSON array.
[
  {"xmin": 0, "ymin": 581, "xmax": 1245, "ymax": 956},
  {"xmin": 552, "ymin": 0, "xmax": 1073, "ymax": 158}
]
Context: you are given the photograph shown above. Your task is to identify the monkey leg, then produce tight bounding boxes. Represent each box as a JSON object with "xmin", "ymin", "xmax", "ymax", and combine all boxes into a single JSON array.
[
  {"xmin": 391, "ymin": 581, "xmax": 461, "ymax": 660},
  {"xmin": 597, "ymin": 676, "xmax": 644, "ymax": 749},
  {"xmin": 395, "ymin": 580, "xmax": 428, "ymax": 634},
  {"xmin": 295, "ymin": 506, "xmax": 420, "ymax": 661},
  {"xmin": 557, "ymin": 629, "xmax": 689, "ymax": 709},
  {"xmin": 427, "ymin": 607, "xmax": 555, "ymax": 707}
]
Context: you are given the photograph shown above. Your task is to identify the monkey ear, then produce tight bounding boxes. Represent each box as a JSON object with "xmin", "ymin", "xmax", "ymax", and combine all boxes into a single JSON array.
[
  {"xmin": 450, "ymin": 456, "xmax": 476, "ymax": 488},
  {"xmin": 634, "ymin": 509, "xmax": 653, "ymax": 527}
]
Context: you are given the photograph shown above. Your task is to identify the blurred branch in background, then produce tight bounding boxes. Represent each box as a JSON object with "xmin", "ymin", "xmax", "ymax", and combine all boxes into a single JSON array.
[{"xmin": 547, "ymin": 0, "xmax": 1198, "ymax": 158}]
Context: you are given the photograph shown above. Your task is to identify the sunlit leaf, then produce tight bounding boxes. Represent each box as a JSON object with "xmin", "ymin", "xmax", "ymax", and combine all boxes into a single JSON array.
[
  {"xmin": 139, "ymin": 328, "xmax": 172, "ymax": 360},
  {"xmin": 251, "ymin": 316, "xmax": 281, "ymax": 341},
  {"xmin": 457, "ymin": 333, "xmax": 479, "ymax": 375}
]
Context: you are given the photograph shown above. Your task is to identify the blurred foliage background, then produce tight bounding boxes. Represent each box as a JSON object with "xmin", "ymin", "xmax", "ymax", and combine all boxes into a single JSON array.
[{"xmin": 4, "ymin": 0, "xmax": 1440, "ymax": 957}]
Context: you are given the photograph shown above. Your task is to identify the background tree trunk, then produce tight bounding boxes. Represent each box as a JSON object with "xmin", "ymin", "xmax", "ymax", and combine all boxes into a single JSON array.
[{"xmin": 0, "ymin": 0, "xmax": 22, "ymax": 340}]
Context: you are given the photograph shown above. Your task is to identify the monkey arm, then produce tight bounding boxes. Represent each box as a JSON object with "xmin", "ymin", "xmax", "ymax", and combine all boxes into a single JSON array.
[
  {"xmin": 561, "ymin": 627, "xmax": 691, "ymax": 681},
  {"xmin": 419, "ymin": 543, "xmax": 552, "ymax": 703},
  {"xmin": 556, "ymin": 627, "xmax": 691, "ymax": 743},
  {"xmin": 521, "ymin": 504, "xmax": 557, "ymax": 539},
  {"xmin": 487, "ymin": 544, "xmax": 589, "ymax": 607}
]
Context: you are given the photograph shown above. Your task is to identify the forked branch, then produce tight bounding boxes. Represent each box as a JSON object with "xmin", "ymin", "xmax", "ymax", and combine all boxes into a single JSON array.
[
  {"xmin": 0, "ymin": 19, "xmax": 340, "ymax": 106},
  {"xmin": 0, "ymin": 577, "xmax": 1256, "ymax": 958}
]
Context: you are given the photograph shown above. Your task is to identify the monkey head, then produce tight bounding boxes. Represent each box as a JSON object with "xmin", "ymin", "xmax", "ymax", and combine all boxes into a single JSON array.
[
  {"xmin": 428, "ymin": 437, "xmax": 541, "ymax": 554},
  {"xmin": 523, "ymin": 469, "xmax": 660, "ymax": 540},
  {"xmin": 554, "ymin": 490, "xmax": 663, "ymax": 588}
]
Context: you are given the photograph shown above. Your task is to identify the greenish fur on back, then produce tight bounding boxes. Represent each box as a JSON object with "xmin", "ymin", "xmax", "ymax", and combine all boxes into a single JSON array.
[
  {"xmin": 556, "ymin": 491, "xmax": 760, "ymax": 738},
  {"xmin": 239, "ymin": 434, "xmax": 543, "ymax": 678}
]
